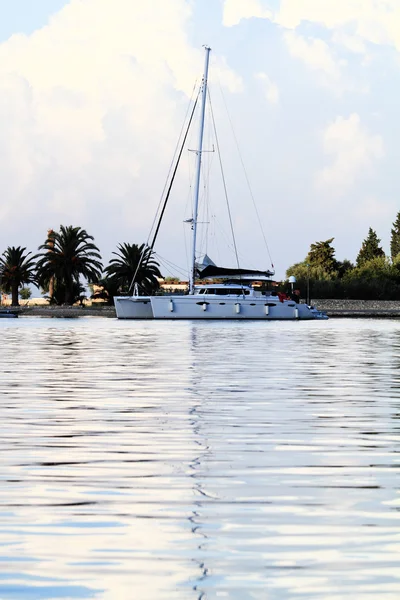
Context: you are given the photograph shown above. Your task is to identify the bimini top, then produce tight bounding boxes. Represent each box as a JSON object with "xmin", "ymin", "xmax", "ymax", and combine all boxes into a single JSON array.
[{"xmin": 198, "ymin": 265, "xmax": 275, "ymax": 280}]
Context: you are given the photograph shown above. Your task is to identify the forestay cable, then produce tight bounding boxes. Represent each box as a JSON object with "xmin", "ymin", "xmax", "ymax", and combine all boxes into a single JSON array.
[
  {"xmin": 208, "ymin": 89, "xmax": 241, "ymax": 274},
  {"xmin": 129, "ymin": 84, "xmax": 200, "ymax": 292},
  {"xmin": 218, "ymin": 82, "xmax": 275, "ymax": 271}
]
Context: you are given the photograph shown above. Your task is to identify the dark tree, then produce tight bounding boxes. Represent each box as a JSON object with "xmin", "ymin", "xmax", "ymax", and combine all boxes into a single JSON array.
[
  {"xmin": 337, "ymin": 259, "xmax": 354, "ymax": 278},
  {"xmin": 20, "ymin": 287, "xmax": 32, "ymax": 301},
  {"xmin": 90, "ymin": 277, "xmax": 121, "ymax": 306},
  {"xmin": 45, "ymin": 280, "xmax": 87, "ymax": 306},
  {"xmin": 307, "ymin": 238, "xmax": 338, "ymax": 275},
  {"xmin": 36, "ymin": 225, "xmax": 103, "ymax": 305},
  {"xmin": 0, "ymin": 246, "xmax": 37, "ymax": 306},
  {"xmin": 105, "ymin": 243, "xmax": 162, "ymax": 295},
  {"xmin": 391, "ymin": 212, "xmax": 400, "ymax": 260},
  {"xmin": 356, "ymin": 228, "xmax": 385, "ymax": 267}
]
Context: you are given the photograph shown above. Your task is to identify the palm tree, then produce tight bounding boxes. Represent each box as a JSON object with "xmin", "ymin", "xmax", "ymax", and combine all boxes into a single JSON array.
[
  {"xmin": 0, "ymin": 246, "xmax": 37, "ymax": 306},
  {"xmin": 36, "ymin": 226, "xmax": 103, "ymax": 305},
  {"xmin": 90, "ymin": 277, "xmax": 121, "ymax": 306},
  {"xmin": 105, "ymin": 243, "xmax": 162, "ymax": 294},
  {"xmin": 45, "ymin": 279, "xmax": 87, "ymax": 306}
]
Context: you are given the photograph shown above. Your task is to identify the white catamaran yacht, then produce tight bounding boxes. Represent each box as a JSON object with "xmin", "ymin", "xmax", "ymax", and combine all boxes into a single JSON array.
[{"xmin": 114, "ymin": 47, "xmax": 327, "ymax": 321}]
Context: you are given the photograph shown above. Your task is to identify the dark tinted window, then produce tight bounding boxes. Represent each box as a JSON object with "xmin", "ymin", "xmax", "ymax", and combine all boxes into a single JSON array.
[{"xmin": 203, "ymin": 288, "xmax": 250, "ymax": 296}]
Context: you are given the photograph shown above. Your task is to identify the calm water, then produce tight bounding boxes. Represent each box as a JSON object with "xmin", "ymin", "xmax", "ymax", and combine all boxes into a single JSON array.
[{"xmin": 0, "ymin": 317, "xmax": 400, "ymax": 599}]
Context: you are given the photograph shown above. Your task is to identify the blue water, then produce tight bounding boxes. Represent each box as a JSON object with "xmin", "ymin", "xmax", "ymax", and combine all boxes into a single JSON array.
[{"xmin": 0, "ymin": 317, "xmax": 400, "ymax": 599}]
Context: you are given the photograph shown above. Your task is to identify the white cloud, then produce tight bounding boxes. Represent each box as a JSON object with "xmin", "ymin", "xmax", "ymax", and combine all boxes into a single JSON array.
[
  {"xmin": 0, "ymin": 0, "xmax": 241, "ymax": 260},
  {"xmin": 276, "ymin": 0, "xmax": 400, "ymax": 49},
  {"xmin": 222, "ymin": 0, "xmax": 400, "ymax": 94},
  {"xmin": 0, "ymin": 0, "xmax": 396, "ymax": 275},
  {"xmin": 276, "ymin": 0, "xmax": 384, "ymax": 33},
  {"xmin": 315, "ymin": 114, "xmax": 384, "ymax": 194},
  {"xmin": 223, "ymin": 0, "xmax": 400, "ymax": 51},
  {"xmin": 255, "ymin": 72, "xmax": 279, "ymax": 104},
  {"xmin": 282, "ymin": 32, "xmax": 365, "ymax": 94},
  {"xmin": 222, "ymin": 1, "xmax": 376, "ymax": 94},
  {"xmin": 331, "ymin": 31, "xmax": 367, "ymax": 55},
  {"xmin": 284, "ymin": 32, "xmax": 342, "ymax": 85},
  {"xmin": 223, "ymin": 0, "xmax": 272, "ymax": 27}
]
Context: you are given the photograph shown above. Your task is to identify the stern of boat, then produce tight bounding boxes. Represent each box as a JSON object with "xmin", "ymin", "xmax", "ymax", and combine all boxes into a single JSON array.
[{"xmin": 114, "ymin": 296, "xmax": 153, "ymax": 319}]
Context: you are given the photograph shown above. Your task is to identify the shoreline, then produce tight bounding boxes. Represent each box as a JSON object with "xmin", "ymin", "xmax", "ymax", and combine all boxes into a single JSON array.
[
  {"xmin": 5, "ymin": 299, "xmax": 400, "ymax": 318},
  {"xmin": 16, "ymin": 306, "xmax": 117, "ymax": 318},
  {"xmin": 312, "ymin": 299, "xmax": 400, "ymax": 318}
]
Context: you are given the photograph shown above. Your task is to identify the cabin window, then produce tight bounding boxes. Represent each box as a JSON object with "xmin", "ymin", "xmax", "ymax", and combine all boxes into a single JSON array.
[
  {"xmin": 201, "ymin": 287, "xmax": 250, "ymax": 296},
  {"xmin": 213, "ymin": 288, "xmax": 250, "ymax": 296}
]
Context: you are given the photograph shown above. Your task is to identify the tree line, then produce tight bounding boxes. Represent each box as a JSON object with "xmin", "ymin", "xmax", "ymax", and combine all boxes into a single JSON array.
[
  {"xmin": 286, "ymin": 211, "xmax": 400, "ymax": 300},
  {"xmin": 0, "ymin": 226, "xmax": 162, "ymax": 306},
  {"xmin": 6, "ymin": 215, "xmax": 400, "ymax": 306}
]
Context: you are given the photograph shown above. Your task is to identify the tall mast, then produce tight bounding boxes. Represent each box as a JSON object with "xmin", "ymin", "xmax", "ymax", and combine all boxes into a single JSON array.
[{"xmin": 189, "ymin": 45, "xmax": 211, "ymax": 295}]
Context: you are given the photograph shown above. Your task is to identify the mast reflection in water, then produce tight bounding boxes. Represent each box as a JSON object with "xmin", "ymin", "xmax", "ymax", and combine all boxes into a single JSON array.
[{"xmin": 0, "ymin": 317, "xmax": 400, "ymax": 599}]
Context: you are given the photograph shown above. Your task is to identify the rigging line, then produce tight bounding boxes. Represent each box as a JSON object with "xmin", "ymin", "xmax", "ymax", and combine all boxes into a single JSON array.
[
  {"xmin": 198, "ymin": 166, "xmax": 209, "ymax": 257},
  {"xmin": 208, "ymin": 88, "xmax": 241, "ymax": 277},
  {"xmin": 157, "ymin": 259, "xmax": 185, "ymax": 279},
  {"xmin": 203, "ymin": 109, "xmax": 214, "ymax": 256},
  {"xmin": 183, "ymin": 221, "xmax": 190, "ymax": 281},
  {"xmin": 217, "ymin": 81, "xmax": 275, "ymax": 271},
  {"xmin": 159, "ymin": 267, "xmax": 184, "ymax": 281},
  {"xmin": 200, "ymin": 133, "xmax": 214, "ymax": 253},
  {"xmin": 212, "ymin": 214, "xmax": 235, "ymax": 249},
  {"xmin": 184, "ymin": 151, "xmax": 196, "ymax": 281},
  {"xmin": 186, "ymin": 143, "xmax": 193, "ymax": 206},
  {"xmin": 149, "ymin": 90, "xmax": 200, "ymax": 250},
  {"xmin": 155, "ymin": 255, "xmax": 188, "ymax": 278},
  {"xmin": 158, "ymin": 258, "xmax": 187, "ymax": 276},
  {"xmin": 146, "ymin": 79, "xmax": 199, "ymax": 245},
  {"xmin": 212, "ymin": 212, "xmax": 260, "ymax": 267},
  {"xmin": 184, "ymin": 148, "xmax": 194, "ymax": 227},
  {"xmin": 129, "ymin": 87, "xmax": 200, "ymax": 292},
  {"xmin": 154, "ymin": 251, "xmax": 186, "ymax": 269}
]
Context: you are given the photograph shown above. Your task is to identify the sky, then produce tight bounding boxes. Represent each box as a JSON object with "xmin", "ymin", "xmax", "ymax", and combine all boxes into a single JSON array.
[{"xmin": 0, "ymin": 0, "xmax": 399, "ymax": 279}]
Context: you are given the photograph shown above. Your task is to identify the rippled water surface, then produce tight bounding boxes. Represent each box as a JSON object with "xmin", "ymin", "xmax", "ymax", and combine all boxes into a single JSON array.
[{"xmin": 1, "ymin": 317, "xmax": 400, "ymax": 599}]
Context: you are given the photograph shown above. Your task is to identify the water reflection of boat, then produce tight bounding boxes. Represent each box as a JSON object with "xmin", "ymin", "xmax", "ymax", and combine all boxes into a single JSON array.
[{"xmin": 115, "ymin": 46, "xmax": 327, "ymax": 321}]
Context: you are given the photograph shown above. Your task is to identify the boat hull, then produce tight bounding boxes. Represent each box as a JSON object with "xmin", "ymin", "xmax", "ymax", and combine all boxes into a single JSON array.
[
  {"xmin": 114, "ymin": 296, "xmax": 153, "ymax": 319},
  {"xmin": 149, "ymin": 296, "xmax": 320, "ymax": 320},
  {"xmin": 114, "ymin": 294, "xmax": 327, "ymax": 321}
]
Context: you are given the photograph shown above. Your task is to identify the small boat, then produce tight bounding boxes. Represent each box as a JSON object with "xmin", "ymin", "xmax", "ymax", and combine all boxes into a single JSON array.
[
  {"xmin": 115, "ymin": 47, "xmax": 327, "ymax": 321},
  {"xmin": 0, "ymin": 309, "xmax": 18, "ymax": 318}
]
